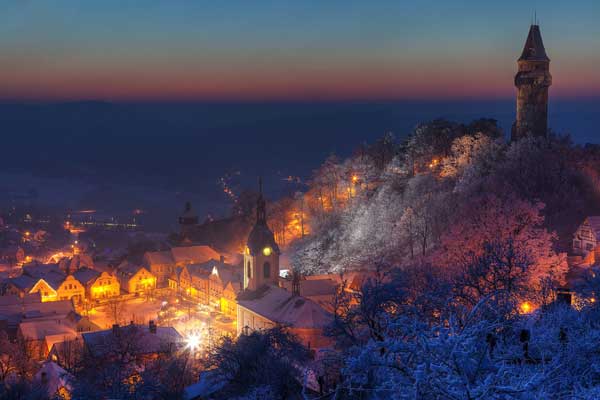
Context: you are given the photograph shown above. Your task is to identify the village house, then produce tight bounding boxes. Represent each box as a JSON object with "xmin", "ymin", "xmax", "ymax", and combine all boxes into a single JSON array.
[
  {"xmin": 185, "ymin": 264, "xmax": 211, "ymax": 303},
  {"xmin": 237, "ymin": 286, "xmax": 333, "ymax": 350},
  {"xmin": 116, "ymin": 261, "xmax": 157, "ymax": 295},
  {"xmin": 2, "ymin": 274, "xmax": 37, "ymax": 297},
  {"xmin": 209, "ymin": 261, "xmax": 242, "ymax": 311},
  {"xmin": 168, "ymin": 258, "xmax": 242, "ymax": 312},
  {"xmin": 18, "ymin": 319, "xmax": 78, "ymax": 360},
  {"xmin": 33, "ymin": 361, "xmax": 73, "ymax": 400},
  {"xmin": 73, "ymin": 267, "xmax": 120, "ymax": 301},
  {"xmin": 280, "ymin": 275, "xmax": 340, "ymax": 313},
  {"xmin": 17, "ymin": 312, "xmax": 99, "ymax": 360},
  {"xmin": 55, "ymin": 274, "xmax": 86, "ymax": 303},
  {"xmin": 0, "ymin": 296, "xmax": 72, "ymax": 338},
  {"xmin": 573, "ymin": 216, "xmax": 600, "ymax": 259},
  {"xmin": 0, "ymin": 245, "xmax": 25, "ymax": 267},
  {"xmin": 221, "ymin": 281, "xmax": 240, "ymax": 316},
  {"xmin": 82, "ymin": 321, "xmax": 182, "ymax": 361},
  {"xmin": 23, "ymin": 264, "xmax": 66, "ymax": 303},
  {"xmin": 169, "ymin": 263, "xmax": 211, "ymax": 303},
  {"xmin": 144, "ymin": 245, "xmax": 221, "ymax": 287}
]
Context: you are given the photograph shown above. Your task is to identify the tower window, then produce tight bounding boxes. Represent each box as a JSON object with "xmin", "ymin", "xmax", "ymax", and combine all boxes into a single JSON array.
[
  {"xmin": 247, "ymin": 262, "xmax": 252, "ymax": 279},
  {"xmin": 263, "ymin": 262, "xmax": 271, "ymax": 279}
]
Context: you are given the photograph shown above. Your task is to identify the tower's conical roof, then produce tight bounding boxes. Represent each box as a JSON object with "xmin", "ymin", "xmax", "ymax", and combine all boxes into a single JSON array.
[{"xmin": 519, "ymin": 25, "xmax": 549, "ymax": 61}]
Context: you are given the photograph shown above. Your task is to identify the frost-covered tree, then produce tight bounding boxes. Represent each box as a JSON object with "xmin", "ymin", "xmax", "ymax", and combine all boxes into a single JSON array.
[{"xmin": 435, "ymin": 194, "xmax": 567, "ymax": 291}]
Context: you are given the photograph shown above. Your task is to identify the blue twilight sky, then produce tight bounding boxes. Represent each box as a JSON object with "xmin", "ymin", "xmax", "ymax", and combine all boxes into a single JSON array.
[{"xmin": 1, "ymin": 0, "xmax": 599, "ymax": 100}]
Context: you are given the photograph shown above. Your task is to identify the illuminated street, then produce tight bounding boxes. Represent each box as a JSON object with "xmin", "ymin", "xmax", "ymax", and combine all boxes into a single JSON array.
[{"xmin": 86, "ymin": 296, "xmax": 236, "ymax": 352}]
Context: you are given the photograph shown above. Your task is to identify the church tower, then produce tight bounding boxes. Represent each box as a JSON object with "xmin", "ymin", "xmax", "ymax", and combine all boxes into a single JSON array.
[
  {"xmin": 243, "ymin": 179, "xmax": 280, "ymax": 291},
  {"xmin": 511, "ymin": 24, "xmax": 552, "ymax": 141},
  {"xmin": 178, "ymin": 201, "xmax": 198, "ymax": 241}
]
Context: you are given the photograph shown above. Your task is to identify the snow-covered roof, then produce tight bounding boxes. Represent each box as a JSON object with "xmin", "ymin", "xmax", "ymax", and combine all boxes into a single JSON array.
[
  {"xmin": 82, "ymin": 324, "xmax": 182, "ymax": 358},
  {"xmin": 73, "ymin": 267, "xmax": 100, "ymax": 286},
  {"xmin": 0, "ymin": 300, "xmax": 74, "ymax": 331},
  {"xmin": 0, "ymin": 293, "xmax": 40, "ymax": 306},
  {"xmin": 4, "ymin": 275, "xmax": 37, "ymax": 291},
  {"xmin": 299, "ymin": 278, "xmax": 338, "ymax": 297},
  {"xmin": 585, "ymin": 217, "xmax": 600, "ymax": 239},
  {"xmin": 22, "ymin": 263, "xmax": 62, "ymax": 278},
  {"xmin": 183, "ymin": 370, "xmax": 226, "ymax": 400},
  {"xmin": 34, "ymin": 361, "xmax": 73, "ymax": 398},
  {"xmin": 145, "ymin": 246, "xmax": 221, "ymax": 267},
  {"xmin": 117, "ymin": 261, "xmax": 148, "ymax": 277},
  {"xmin": 44, "ymin": 332, "xmax": 80, "ymax": 353},
  {"xmin": 145, "ymin": 250, "xmax": 174, "ymax": 265},
  {"xmin": 171, "ymin": 245, "xmax": 221, "ymax": 264},
  {"xmin": 19, "ymin": 319, "xmax": 77, "ymax": 341},
  {"xmin": 237, "ymin": 285, "xmax": 332, "ymax": 329}
]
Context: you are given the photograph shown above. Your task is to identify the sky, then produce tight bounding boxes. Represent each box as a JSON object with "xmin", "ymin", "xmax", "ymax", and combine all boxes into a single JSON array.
[{"xmin": 2, "ymin": 0, "xmax": 600, "ymax": 101}]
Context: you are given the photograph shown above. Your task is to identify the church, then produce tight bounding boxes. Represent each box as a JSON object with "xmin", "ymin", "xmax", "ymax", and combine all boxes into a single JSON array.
[{"xmin": 235, "ymin": 180, "xmax": 333, "ymax": 350}]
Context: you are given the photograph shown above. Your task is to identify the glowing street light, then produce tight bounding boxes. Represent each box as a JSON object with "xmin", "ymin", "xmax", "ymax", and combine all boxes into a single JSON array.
[
  {"xmin": 520, "ymin": 301, "xmax": 533, "ymax": 314},
  {"xmin": 185, "ymin": 333, "xmax": 201, "ymax": 352}
]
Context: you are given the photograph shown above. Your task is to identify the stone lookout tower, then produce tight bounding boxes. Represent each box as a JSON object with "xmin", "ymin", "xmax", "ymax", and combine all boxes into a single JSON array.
[{"xmin": 511, "ymin": 24, "xmax": 552, "ymax": 141}]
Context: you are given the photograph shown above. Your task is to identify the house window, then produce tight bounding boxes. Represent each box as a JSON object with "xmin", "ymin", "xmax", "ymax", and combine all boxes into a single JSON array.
[
  {"xmin": 586, "ymin": 243, "xmax": 594, "ymax": 251},
  {"xmin": 574, "ymin": 240, "xmax": 581, "ymax": 248},
  {"xmin": 263, "ymin": 262, "xmax": 271, "ymax": 279}
]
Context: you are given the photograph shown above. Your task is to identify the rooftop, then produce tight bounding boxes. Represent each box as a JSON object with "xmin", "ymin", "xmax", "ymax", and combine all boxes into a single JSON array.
[
  {"xmin": 519, "ymin": 25, "xmax": 549, "ymax": 62},
  {"xmin": 238, "ymin": 285, "xmax": 332, "ymax": 329},
  {"xmin": 82, "ymin": 324, "xmax": 182, "ymax": 358}
]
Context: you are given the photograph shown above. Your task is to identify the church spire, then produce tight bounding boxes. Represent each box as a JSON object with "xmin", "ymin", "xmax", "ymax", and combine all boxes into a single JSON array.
[{"xmin": 256, "ymin": 177, "xmax": 266, "ymax": 225}]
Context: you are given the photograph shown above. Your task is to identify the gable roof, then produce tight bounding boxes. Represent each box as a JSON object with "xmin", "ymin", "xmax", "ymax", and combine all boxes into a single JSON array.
[
  {"xmin": 4, "ymin": 275, "xmax": 37, "ymax": 291},
  {"xmin": 145, "ymin": 246, "xmax": 222, "ymax": 267},
  {"xmin": 171, "ymin": 246, "xmax": 221, "ymax": 264},
  {"xmin": 34, "ymin": 362, "xmax": 73, "ymax": 398},
  {"xmin": 584, "ymin": 217, "xmax": 600, "ymax": 239},
  {"xmin": 0, "ymin": 300, "xmax": 74, "ymax": 331},
  {"xmin": 145, "ymin": 250, "xmax": 174, "ymax": 265},
  {"xmin": 237, "ymin": 286, "xmax": 332, "ymax": 329},
  {"xmin": 19, "ymin": 319, "xmax": 77, "ymax": 341},
  {"xmin": 73, "ymin": 268, "xmax": 101, "ymax": 286},
  {"xmin": 117, "ymin": 261, "xmax": 148, "ymax": 277},
  {"xmin": 42, "ymin": 273, "xmax": 66, "ymax": 291}
]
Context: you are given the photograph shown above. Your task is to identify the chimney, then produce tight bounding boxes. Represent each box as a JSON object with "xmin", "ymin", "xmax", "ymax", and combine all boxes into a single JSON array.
[
  {"xmin": 112, "ymin": 324, "xmax": 119, "ymax": 335},
  {"xmin": 292, "ymin": 270, "xmax": 301, "ymax": 297},
  {"xmin": 149, "ymin": 320, "xmax": 157, "ymax": 334},
  {"xmin": 219, "ymin": 255, "xmax": 225, "ymax": 265}
]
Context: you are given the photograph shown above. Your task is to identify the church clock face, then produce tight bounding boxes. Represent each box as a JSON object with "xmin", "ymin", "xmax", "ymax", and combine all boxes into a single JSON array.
[{"xmin": 262, "ymin": 246, "xmax": 272, "ymax": 256}]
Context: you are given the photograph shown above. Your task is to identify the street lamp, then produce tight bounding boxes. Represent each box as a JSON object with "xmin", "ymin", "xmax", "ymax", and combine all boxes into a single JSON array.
[{"xmin": 185, "ymin": 333, "xmax": 201, "ymax": 352}]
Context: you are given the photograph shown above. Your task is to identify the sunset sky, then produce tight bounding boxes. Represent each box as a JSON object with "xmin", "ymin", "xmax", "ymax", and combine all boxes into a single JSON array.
[{"xmin": 1, "ymin": 0, "xmax": 599, "ymax": 101}]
